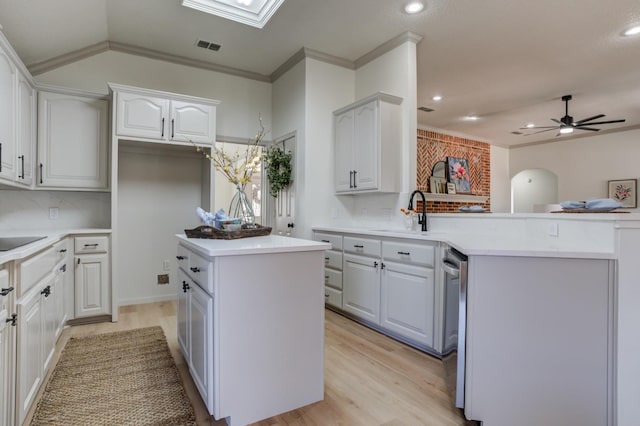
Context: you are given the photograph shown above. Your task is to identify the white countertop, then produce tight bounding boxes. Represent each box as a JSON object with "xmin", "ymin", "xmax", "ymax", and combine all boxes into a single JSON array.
[
  {"xmin": 0, "ymin": 228, "xmax": 111, "ymax": 264},
  {"xmin": 176, "ymin": 234, "xmax": 331, "ymax": 257},
  {"xmin": 312, "ymin": 226, "xmax": 616, "ymax": 259}
]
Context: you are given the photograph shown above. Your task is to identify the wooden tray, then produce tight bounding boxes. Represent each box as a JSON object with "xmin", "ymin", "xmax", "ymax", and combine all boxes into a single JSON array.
[
  {"xmin": 551, "ymin": 209, "xmax": 629, "ymax": 213},
  {"xmin": 185, "ymin": 224, "xmax": 272, "ymax": 240}
]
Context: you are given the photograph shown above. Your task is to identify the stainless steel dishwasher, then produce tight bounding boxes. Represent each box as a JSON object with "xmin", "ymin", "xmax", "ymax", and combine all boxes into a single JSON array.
[{"xmin": 441, "ymin": 247, "xmax": 468, "ymax": 410}]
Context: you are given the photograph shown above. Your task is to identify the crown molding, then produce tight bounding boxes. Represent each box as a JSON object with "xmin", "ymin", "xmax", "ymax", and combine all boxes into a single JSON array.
[
  {"xmin": 27, "ymin": 40, "xmax": 271, "ymax": 82},
  {"xmin": 354, "ymin": 31, "xmax": 423, "ymax": 69},
  {"xmin": 270, "ymin": 47, "xmax": 355, "ymax": 82},
  {"xmin": 28, "ymin": 41, "xmax": 111, "ymax": 76}
]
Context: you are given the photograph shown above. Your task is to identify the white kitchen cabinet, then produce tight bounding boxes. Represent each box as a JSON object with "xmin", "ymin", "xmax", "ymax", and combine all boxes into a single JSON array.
[
  {"xmin": 41, "ymin": 272, "xmax": 62, "ymax": 374},
  {"xmin": 0, "ymin": 40, "xmax": 17, "ymax": 182},
  {"xmin": 16, "ymin": 71, "xmax": 36, "ymax": 186},
  {"xmin": 112, "ymin": 83, "xmax": 218, "ymax": 145},
  {"xmin": 177, "ymin": 268, "xmax": 190, "ymax": 358},
  {"xmin": 0, "ymin": 267, "xmax": 14, "ymax": 426},
  {"xmin": 16, "ymin": 282, "xmax": 43, "ymax": 425},
  {"xmin": 343, "ymin": 253, "xmax": 381, "ymax": 324},
  {"xmin": 188, "ymin": 276, "xmax": 214, "ymax": 408},
  {"xmin": 37, "ymin": 90, "xmax": 109, "ymax": 190},
  {"xmin": 333, "ymin": 93, "xmax": 402, "ymax": 194},
  {"xmin": 75, "ymin": 253, "xmax": 109, "ymax": 318},
  {"xmin": 313, "ymin": 232, "xmax": 344, "ymax": 309},
  {"xmin": 381, "ymin": 261, "xmax": 435, "ymax": 347}
]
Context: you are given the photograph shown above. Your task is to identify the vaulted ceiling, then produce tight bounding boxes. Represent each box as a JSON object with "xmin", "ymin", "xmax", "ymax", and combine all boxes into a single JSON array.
[{"xmin": 1, "ymin": 0, "xmax": 639, "ymax": 147}]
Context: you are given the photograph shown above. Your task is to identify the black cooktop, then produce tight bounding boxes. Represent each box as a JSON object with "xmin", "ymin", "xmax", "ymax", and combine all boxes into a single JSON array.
[{"xmin": 0, "ymin": 236, "xmax": 46, "ymax": 251}]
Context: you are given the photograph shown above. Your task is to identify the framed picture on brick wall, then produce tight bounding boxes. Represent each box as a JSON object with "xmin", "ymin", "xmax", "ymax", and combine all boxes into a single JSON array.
[{"xmin": 446, "ymin": 156, "xmax": 471, "ymax": 194}]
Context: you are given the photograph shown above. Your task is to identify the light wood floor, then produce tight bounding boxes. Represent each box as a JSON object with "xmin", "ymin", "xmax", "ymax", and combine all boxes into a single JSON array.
[{"xmin": 26, "ymin": 302, "xmax": 471, "ymax": 426}]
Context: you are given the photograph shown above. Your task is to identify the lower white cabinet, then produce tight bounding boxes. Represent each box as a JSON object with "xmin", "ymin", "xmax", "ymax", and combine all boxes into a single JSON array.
[
  {"xmin": 0, "ymin": 267, "xmax": 15, "ymax": 426},
  {"xmin": 74, "ymin": 235, "xmax": 110, "ymax": 318},
  {"xmin": 343, "ymin": 253, "xmax": 381, "ymax": 324},
  {"xmin": 381, "ymin": 261, "xmax": 434, "ymax": 347},
  {"xmin": 177, "ymin": 268, "xmax": 214, "ymax": 411}
]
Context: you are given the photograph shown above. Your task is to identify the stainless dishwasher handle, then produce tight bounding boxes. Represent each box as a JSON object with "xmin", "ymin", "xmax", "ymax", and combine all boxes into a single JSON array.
[{"xmin": 441, "ymin": 260, "xmax": 459, "ymax": 277}]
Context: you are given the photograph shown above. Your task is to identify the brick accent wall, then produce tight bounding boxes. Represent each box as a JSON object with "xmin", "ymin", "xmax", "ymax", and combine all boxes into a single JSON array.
[{"xmin": 417, "ymin": 129, "xmax": 491, "ymax": 213}]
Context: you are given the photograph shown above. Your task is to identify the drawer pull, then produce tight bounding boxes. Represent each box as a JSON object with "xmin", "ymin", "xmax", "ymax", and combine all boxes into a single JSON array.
[
  {"xmin": 0, "ymin": 287, "xmax": 14, "ymax": 296},
  {"xmin": 59, "ymin": 249, "xmax": 67, "ymax": 253},
  {"xmin": 321, "ymin": 239, "xmax": 330, "ymax": 243},
  {"xmin": 325, "ymin": 257, "xmax": 330, "ymax": 260},
  {"xmin": 182, "ymin": 281, "xmax": 190, "ymax": 293},
  {"xmin": 84, "ymin": 243, "xmax": 99, "ymax": 248},
  {"xmin": 190, "ymin": 267, "xmax": 201, "ymax": 273},
  {"xmin": 176, "ymin": 256, "xmax": 185, "ymax": 260},
  {"xmin": 397, "ymin": 251, "xmax": 411, "ymax": 255},
  {"xmin": 353, "ymin": 244, "xmax": 364, "ymax": 248},
  {"xmin": 41, "ymin": 286, "xmax": 51, "ymax": 297},
  {"xmin": 60, "ymin": 264, "xmax": 67, "ymax": 272},
  {"xmin": 325, "ymin": 293, "xmax": 330, "ymax": 298},
  {"xmin": 6, "ymin": 313, "xmax": 17, "ymax": 327}
]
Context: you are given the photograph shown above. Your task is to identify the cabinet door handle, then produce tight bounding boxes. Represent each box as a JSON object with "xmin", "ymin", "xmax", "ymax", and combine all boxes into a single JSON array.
[
  {"xmin": 321, "ymin": 240, "xmax": 330, "ymax": 243},
  {"xmin": 324, "ymin": 257, "xmax": 330, "ymax": 261},
  {"xmin": 190, "ymin": 267, "xmax": 200, "ymax": 273},
  {"xmin": 325, "ymin": 293, "xmax": 330, "ymax": 298},
  {"xmin": 6, "ymin": 314, "xmax": 17, "ymax": 327},
  {"xmin": 41, "ymin": 286, "xmax": 51, "ymax": 297},
  {"xmin": 353, "ymin": 170, "xmax": 357, "ymax": 188},
  {"xmin": 18, "ymin": 155, "xmax": 25, "ymax": 179},
  {"xmin": 0, "ymin": 142, "xmax": 2, "ymax": 172},
  {"xmin": 77, "ymin": 258, "xmax": 81, "ymax": 265},
  {"xmin": 39, "ymin": 163, "xmax": 43, "ymax": 184},
  {"xmin": 397, "ymin": 251, "xmax": 411, "ymax": 255},
  {"xmin": 0, "ymin": 287, "xmax": 14, "ymax": 296},
  {"xmin": 171, "ymin": 119, "xmax": 175, "ymax": 138},
  {"xmin": 353, "ymin": 244, "xmax": 364, "ymax": 248},
  {"xmin": 176, "ymin": 256, "xmax": 184, "ymax": 260},
  {"xmin": 349, "ymin": 170, "xmax": 354, "ymax": 188},
  {"xmin": 59, "ymin": 249, "xmax": 67, "ymax": 253},
  {"xmin": 381, "ymin": 262, "xmax": 386, "ymax": 270},
  {"xmin": 161, "ymin": 118, "xmax": 165, "ymax": 137},
  {"xmin": 373, "ymin": 261, "xmax": 378, "ymax": 269},
  {"xmin": 84, "ymin": 243, "xmax": 99, "ymax": 248},
  {"xmin": 182, "ymin": 281, "xmax": 190, "ymax": 292},
  {"xmin": 60, "ymin": 264, "xmax": 67, "ymax": 272}
]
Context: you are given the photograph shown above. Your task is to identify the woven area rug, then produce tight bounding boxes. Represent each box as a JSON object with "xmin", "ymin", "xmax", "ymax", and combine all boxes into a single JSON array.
[{"xmin": 30, "ymin": 326, "xmax": 196, "ymax": 426}]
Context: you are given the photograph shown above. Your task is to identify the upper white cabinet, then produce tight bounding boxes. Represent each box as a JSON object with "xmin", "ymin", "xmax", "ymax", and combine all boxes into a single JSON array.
[
  {"xmin": 111, "ymin": 83, "xmax": 218, "ymax": 145},
  {"xmin": 17, "ymin": 72, "xmax": 36, "ymax": 186},
  {"xmin": 0, "ymin": 45, "xmax": 17, "ymax": 182},
  {"xmin": 37, "ymin": 90, "xmax": 109, "ymax": 190},
  {"xmin": 333, "ymin": 93, "xmax": 402, "ymax": 194}
]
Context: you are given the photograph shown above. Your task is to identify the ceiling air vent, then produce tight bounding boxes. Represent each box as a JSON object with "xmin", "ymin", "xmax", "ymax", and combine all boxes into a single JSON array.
[
  {"xmin": 418, "ymin": 106, "xmax": 434, "ymax": 112},
  {"xmin": 511, "ymin": 131, "xmax": 524, "ymax": 135},
  {"xmin": 196, "ymin": 39, "xmax": 221, "ymax": 51}
]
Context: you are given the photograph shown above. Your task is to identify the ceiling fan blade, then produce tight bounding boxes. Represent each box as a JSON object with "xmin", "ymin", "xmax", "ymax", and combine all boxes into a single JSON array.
[
  {"xmin": 519, "ymin": 126, "xmax": 558, "ymax": 130},
  {"xmin": 525, "ymin": 128, "xmax": 559, "ymax": 136},
  {"xmin": 577, "ymin": 119, "xmax": 626, "ymax": 126},
  {"xmin": 551, "ymin": 118, "xmax": 563, "ymax": 125},
  {"xmin": 575, "ymin": 127, "xmax": 600, "ymax": 132},
  {"xmin": 575, "ymin": 114, "xmax": 605, "ymax": 124}
]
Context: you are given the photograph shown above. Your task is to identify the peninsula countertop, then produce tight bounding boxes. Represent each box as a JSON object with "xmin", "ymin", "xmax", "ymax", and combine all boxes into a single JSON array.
[{"xmin": 176, "ymin": 234, "xmax": 331, "ymax": 257}]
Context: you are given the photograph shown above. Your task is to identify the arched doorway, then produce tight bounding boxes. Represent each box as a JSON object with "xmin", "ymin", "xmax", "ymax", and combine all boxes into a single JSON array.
[{"xmin": 511, "ymin": 168, "xmax": 559, "ymax": 213}]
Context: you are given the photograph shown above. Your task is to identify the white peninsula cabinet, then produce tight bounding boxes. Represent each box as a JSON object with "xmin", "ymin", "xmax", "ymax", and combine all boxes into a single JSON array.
[
  {"xmin": 111, "ymin": 83, "xmax": 218, "ymax": 145},
  {"xmin": 37, "ymin": 89, "xmax": 109, "ymax": 190},
  {"xmin": 333, "ymin": 92, "xmax": 402, "ymax": 194},
  {"xmin": 176, "ymin": 235, "xmax": 329, "ymax": 426},
  {"xmin": 313, "ymin": 230, "xmax": 440, "ymax": 353}
]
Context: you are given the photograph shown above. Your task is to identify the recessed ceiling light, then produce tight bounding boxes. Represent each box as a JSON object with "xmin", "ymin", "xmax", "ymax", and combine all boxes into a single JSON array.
[
  {"xmin": 432, "ymin": 95, "xmax": 442, "ymax": 101},
  {"xmin": 559, "ymin": 127, "xmax": 574, "ymax": 134},
  {"xmin": 623, "ymin": 25, "xmax": 640, "ymax": 36},
  {"xmin": 404, "ymin": 1, "xmax": 424, "ymax": 14},
  {"xmin": 526, "ymin": 123, "xmax": 535, "ymax": 128},
  {"xmin": 464, "ymin": 115, "xmax": 479, "ymax": 121}
]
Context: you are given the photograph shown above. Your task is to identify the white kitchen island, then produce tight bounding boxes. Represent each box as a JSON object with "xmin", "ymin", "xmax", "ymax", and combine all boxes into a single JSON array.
[{"xmin": 175, "ymin": 234, "xmax": 330, "ymax": 426}]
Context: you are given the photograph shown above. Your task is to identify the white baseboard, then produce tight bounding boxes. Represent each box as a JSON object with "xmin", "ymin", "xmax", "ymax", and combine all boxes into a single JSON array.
[{"xmin": 119, "ymin": 293, "xmax": 175, "ymax": 307}]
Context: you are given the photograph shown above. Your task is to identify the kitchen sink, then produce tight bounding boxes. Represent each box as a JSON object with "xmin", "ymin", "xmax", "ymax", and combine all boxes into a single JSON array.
[{"xmin": 0, "ymin": 236, "xmax": 46, "ymax": 251}]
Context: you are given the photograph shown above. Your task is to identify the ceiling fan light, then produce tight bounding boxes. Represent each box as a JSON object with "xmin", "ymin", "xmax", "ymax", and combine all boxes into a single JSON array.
[
  {"xmin": 526, "ymin": 123, "xmax": 535, "ymax": 128},
  {"xmin": 560, "ymin": 127, "xmax": 574, "ymax": 134},
  {"xmin": 623, "ymin": 25, "xmax": 640, "ymax": 36},
  {"xmin": 404, "ymin": 2, "xmax": 424, "ymax": 14}
]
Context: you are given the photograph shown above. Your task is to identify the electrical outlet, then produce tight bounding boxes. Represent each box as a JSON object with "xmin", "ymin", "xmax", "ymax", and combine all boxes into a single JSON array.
[
  {"xmin": 157, "ymin": 274, "xmax": 169, "ymax": 285},
  {"xmin": 163, "ymin": 260, "xmax": 170, "ymax": 271},
  {"xmin": 49, "ymin": 207, "xmax": 59, "ymax": 220},
  {"xmin": 331, "ymin": 207, "xmax": 338, "ymax": 219}
]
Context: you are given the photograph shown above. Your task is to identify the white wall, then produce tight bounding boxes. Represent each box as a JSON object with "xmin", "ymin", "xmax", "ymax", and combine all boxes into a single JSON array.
[
  {"xmin": 490, "ymin": 145, "xmax": 511, "ymax": 212},
  {"xmin": 117, "ymin": 144, "xmax": 204, "ymax": 305},
  {"xmin": 0, "ymin": 190, "xmax": 110, "ymax": 230},
  {"xmin": 35, "ymin": 50, "xmax": 272, "ymax": 140},
  {"xmin": 509, "ymin": 128, "xmax": 640, "ymax": 210},
  {"xmin": 511, "ymin": 168, "xmax": 559, "ymax": 213}
]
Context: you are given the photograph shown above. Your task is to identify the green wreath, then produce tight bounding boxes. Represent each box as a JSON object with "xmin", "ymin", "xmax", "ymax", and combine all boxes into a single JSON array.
[{"xmin": 264, "ymin": 147, "xmax": 292, "ymax": 197}]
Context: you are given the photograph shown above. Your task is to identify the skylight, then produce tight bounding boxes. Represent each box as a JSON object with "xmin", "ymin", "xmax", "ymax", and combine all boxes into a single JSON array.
[{"xmin": 181, "ymin": 0, "xmax": 286, "ymax": 28}]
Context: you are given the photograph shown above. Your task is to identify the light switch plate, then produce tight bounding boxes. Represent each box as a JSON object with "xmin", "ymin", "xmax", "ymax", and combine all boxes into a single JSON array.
[{"xmin": 49, "ymin": 207, "xmax": 59, "ymax": 220}]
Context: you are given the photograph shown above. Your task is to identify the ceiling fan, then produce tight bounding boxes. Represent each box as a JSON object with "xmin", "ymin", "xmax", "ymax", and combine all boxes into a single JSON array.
[{"xmin": 521, "ymin": 95, "xmax": 626, "ymax": 136}]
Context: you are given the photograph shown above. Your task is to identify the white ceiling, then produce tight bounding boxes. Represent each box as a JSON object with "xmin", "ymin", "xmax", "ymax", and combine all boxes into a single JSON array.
[{"xmin": 1, "ymin": 0, "xmax": 639, "ymax": 147}]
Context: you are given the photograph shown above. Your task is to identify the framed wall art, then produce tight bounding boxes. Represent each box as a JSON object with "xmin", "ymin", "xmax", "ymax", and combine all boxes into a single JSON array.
[
  {"xmin": 446, "ymin": 156, "xmax": 471, "ymax": 194},
  {"xmin": 608, "ymin": 179, "xmax": 637, "ymax": 208}
]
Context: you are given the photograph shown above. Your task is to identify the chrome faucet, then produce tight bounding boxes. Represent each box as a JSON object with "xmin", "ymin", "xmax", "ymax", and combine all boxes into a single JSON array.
[{"xmin": 408, "ymin": 190, "xmax": 428, "ymax": 231}]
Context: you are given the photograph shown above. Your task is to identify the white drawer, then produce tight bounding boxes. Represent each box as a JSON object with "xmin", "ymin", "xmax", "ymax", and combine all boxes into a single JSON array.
[
  {"xmin": 344, "ymin": 236, "xmax": 380, "ymax": 257},
  {"xmin": 75, "ymin": 236, "xmax": 109, "ymax": 254},
  {"xmin": 176, "ymin": 245, "xmax": 191, "ymax": 271},
  {"xmin": 324, "ymin": 268, "xmax": 343, "ymax": 290},
  {"xmin": 19, "ymin": 246, "xmax": 57, "ymax": 297},
  {"xmin": 314, "ymin": 232, "xmax": 343, "ymax": 250},
  {"xmin": 324, "ymin": 250, "xmax": 343, "ymax": 270},
  {"xmin": 53, "ymin": 238, "xmax": 70, "ymax": 263},
  {"xmin": 382, "ymin": 240, "xmax": 436, "ymax": 267},
  {"xmin": 188, "ymin": 250, "xmax": 213, "ymax": 294},
  {"xmin": 324, "ymin": 286, "xmax": 342, "ymax": 309}
]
